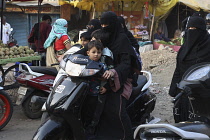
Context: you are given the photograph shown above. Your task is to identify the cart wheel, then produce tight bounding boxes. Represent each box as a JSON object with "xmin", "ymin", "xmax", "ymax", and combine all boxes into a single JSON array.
[
  {"xmin": 0, "ymin": 66, "xmax": 4, "ymax": 86},
  {"xmin": 2, "ymin": 64, "xmax": 20, "ymax": 103}
]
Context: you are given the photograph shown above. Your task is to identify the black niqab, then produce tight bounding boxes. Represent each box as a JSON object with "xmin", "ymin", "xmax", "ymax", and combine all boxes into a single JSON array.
[
  {"xmin": 100, "ymin": 12, "xmax": 133, "ymax": 58},
  {"xmin": 87, "ymin": 19, "xmax": 101, "ymax": 34},
  {"xmin": 178, "ymin": 16, "xmax": 209, "ymax": 61}
]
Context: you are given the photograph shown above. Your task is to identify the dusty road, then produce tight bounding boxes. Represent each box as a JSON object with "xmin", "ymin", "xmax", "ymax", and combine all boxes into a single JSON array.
[{"xmin": 0, "ymin": 105, "xmax": 41, "ymax": 140}]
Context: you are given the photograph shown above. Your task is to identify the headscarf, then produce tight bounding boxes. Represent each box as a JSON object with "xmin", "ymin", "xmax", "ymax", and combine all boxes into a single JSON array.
[
  {"xmin": 117, "ymin": 16, "xmax": 128, "ymax": 32},
  {"xmin": 87, "ymin": 19, "xmax": 101, "ymax": 34},
  {"xmin": 44, "ymin": 18, "xmax": 68, "ymax": 49},
  {"xmin": 178, "ymin": 16, "xmax": 209, "ymax": 61}
]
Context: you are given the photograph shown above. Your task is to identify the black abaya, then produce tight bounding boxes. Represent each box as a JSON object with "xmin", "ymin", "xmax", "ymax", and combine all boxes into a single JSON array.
[
  {"xmin": 169, "ymin": 16, "xmax": 210, "ymax": 123},
  {"xmin": 95, "ymin": 11, "xmax": 138, "ymax": 140}
]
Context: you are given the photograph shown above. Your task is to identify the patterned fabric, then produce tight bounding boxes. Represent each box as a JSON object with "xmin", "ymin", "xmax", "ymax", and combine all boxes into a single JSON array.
[
  {"xmin": 44, "ymin": 18, "xmax": 69, "ymax": 49},
  {"xmin": 54, "ymin": 35, "xmax": 69, "ymax": 51},
  {"xmin": 56, "ymin": 48, "xmax": 67, "ymax": 55}
]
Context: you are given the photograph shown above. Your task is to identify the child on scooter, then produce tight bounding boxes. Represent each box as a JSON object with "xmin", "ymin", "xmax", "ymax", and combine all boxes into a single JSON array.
[{"xmin": 82, "ymin": 40, "xmax": 113, "ymax": 139}]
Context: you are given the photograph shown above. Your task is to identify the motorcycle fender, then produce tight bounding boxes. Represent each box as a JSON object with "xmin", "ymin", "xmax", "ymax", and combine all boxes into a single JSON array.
[{"xmin": 32, "ymin": 118, "xmax": 65, "ymax": 140}]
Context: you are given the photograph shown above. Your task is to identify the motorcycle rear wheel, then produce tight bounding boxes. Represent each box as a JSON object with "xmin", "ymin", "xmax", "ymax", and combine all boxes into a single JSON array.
[
  {"xmin": 0, "ymin": 90, "xmax": 13, "ymax": 130},
  {"xmin": 22, "ymin": 91, "xmax": 46, "ymax": 119}
]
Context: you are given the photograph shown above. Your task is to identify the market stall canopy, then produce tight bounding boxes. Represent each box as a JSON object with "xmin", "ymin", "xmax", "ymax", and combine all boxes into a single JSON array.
[
  {"xmin": 9, "ymin": 0, "xmax": 60, "ymax": 6},
  {"xmin": 58, "ymin": 0, "xmax": 178, "ymax": 16},
  {"xmin": 179, "ymin": 0, "xmax": 210, "ymax": 12},
  {"xmin": 149, "ymin": 0, "xmax": 178, "ymax": 16}
]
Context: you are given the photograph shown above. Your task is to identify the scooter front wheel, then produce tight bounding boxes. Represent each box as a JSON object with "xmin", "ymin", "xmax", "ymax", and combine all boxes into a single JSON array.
[
  {"xmin": 22, "ymin": 91, "xmax": 46, "ymax": 119},
  {"xmin": 0, "ymin": 90, "xmax": 13, "ymax": 130}
]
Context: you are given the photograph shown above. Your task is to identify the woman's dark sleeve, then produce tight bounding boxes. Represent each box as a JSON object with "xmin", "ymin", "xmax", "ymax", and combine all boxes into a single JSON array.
[
  {"xmin": 114, "ymin": 53, "xmax": 131, "ymax": 86},
  {"xmin": 162, "ymin": 34, "xmax": 171, "ymax": 42},
  {"xmin": 169, "ymin": 65, "xmax": 182, "ymax": 97},
  {"xmin": 126, "ymin": 31, "xmax": 139, "ymax": 52},
  {"xmin": 103, "ymin": 82, "xmax": 111, "ymax": 91}
]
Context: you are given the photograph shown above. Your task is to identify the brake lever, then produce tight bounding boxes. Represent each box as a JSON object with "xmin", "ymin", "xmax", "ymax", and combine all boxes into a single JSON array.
[{"xmin": 172, "ymin": 90, "xmax": 184, "ymax": 103}]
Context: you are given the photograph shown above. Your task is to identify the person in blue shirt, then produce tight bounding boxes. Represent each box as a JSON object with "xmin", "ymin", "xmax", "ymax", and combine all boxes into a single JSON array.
[{"xmin": 154, "ymin": 27, "xmax": 171, "ymax": 42}]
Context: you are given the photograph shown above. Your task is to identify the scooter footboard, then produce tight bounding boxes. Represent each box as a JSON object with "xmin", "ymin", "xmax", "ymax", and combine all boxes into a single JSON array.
[{"xmin": 32, "ymin": 118, "xmax": 70, "ymax": 140}]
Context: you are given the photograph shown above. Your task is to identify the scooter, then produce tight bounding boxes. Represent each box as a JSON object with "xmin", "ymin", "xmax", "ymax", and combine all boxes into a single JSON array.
[
  {"xmin": 15, "ymin": 63, "xmax": 57, "ymax": 119},
  {"xmin": 32, "ymin": 53, "xmax": 157, "ymax": 140},
  {"xmin": 134, "ymin": 62, "xmax": 210, "ymax": 139}
]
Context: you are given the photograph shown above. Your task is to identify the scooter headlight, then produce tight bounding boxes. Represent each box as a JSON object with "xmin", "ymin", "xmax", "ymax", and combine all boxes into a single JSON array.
[
  {"xmin": 185, "ymin": 65, "xmax": 210, "ymax": 81},
  {"xmin": 80, "ymin": 69, "xmax": 100, "ymax": 76},
  {"xmin": 65, "ymin": 61, "xmax": 86, "ymax": 76}
]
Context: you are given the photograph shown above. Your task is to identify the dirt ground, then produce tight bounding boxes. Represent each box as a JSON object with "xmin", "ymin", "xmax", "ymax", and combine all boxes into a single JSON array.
[
  {"xmin": 141, "ymin": 49, "xmax": 177, "ymax": 124},
  {"xmin": 0, "ymin": 49, "xmax": 177, "ymax": 139}
]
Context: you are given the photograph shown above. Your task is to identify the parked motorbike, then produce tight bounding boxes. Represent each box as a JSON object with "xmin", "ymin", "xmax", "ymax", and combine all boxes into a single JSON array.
[
  {"xmin": 0, "ymin": 77, "xmax": 13, "ymax": 130},
  {"xmin": 7, "ymin": 28, "xmax": 18, "ymax": 48},
  {"xmin": 15, "ymin": 44, "xmax": 83, "ymax": 119},
  {"xmin": 32, "ymin": 53, "xmax": 157, "ymax": 140},
  {"xmin": 15, "ymin": 63, "xmax": 57, "ymax": 119},
  {"xmin": 134, "ymin": 62, "xmax": 210, "ymax": 140}
]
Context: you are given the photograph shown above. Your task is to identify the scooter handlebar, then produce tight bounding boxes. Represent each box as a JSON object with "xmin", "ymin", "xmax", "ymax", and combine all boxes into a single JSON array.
[{"xmin": 172, "ymin": 90, "xmax": 184, "ymax": 103}]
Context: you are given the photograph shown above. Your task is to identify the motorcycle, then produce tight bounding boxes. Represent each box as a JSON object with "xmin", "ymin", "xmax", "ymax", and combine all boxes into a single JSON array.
[
  {"xmin": 0, "ymin": 77, "xmax": 13, "ymax": 130},
  {"xmin": 134, "ymin": 62, "xmax": 210, "ymax": 140},
  {"xmin": 32, "ymin": 53, "xmax": 157, "ymax": 140},
  {"xmin": 15, "ymin": 63, "xmax": 57, "ymax": 119}
]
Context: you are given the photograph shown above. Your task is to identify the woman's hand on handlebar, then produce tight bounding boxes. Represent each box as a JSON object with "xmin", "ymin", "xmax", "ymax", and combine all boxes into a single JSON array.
[{"xmin": 103, "ymin": 70, "xmax": 114, "ymax": 79}]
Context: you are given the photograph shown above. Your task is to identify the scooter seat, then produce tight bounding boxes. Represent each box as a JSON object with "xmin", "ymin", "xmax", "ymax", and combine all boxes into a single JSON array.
[
  {"xmin": 130, "ymin": 75, "xmax": 147, "ymax": 100},
  {"xmin": 24, "ymin": 66, "xmax": 58, "ymax": 76},
  {"xmin": 143, "ymin": 123, "xmax": 210, "ymax": 138},
  {"xmin": 174, "ymin": 122, "xmax": 210, "ymax": 137}
]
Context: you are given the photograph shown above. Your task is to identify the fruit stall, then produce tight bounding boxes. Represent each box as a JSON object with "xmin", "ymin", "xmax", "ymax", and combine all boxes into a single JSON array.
[
  {"xmin": 153, "ymin": 38, "xmax": 182, "ymax": 52},
  {"xmin": 0, "ymin": 45, "xmax": 41, "ymax": 89}
]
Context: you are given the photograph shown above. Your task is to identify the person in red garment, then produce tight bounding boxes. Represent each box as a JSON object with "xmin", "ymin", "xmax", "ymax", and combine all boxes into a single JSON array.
[
  {"xmin": 28, "ymin": 15, "xmax": 52, "ymax": 66},
  {"xmin": 44, "ymin": 18, "xmax": 71, "ymax": 70}
]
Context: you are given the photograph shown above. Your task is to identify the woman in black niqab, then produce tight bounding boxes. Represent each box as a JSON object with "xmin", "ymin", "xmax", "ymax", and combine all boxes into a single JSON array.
[
  {"xmin": 95, "ymin": 11, "xmax": 138, "ymax": 140},
  {"xmin": 117, "ymin": 16, "xmax": 140, "ymax": 52},
  {"xmin": 169, "ymin": 15, "xmax": 210, "ymax": 123},
  {"xmin": 86, "ymin": 19, "xmax": 101, "ymax": 34}
]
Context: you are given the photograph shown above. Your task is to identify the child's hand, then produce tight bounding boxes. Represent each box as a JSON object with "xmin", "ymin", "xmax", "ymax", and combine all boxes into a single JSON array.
[
  {"xmin": 103, "ymin": 70, "xmax": 114, "ymax": 79},
  {"xmin": 100, "ymin": 87, "xmax": 107, "ymax": 94}
]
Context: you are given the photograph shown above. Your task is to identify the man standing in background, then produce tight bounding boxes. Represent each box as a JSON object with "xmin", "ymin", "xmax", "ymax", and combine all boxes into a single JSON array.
[
  {"xmin": 0, "ymin": 16, "xmax": 11, "ymax": 44},
  {"xmin": 28, "ymin": 15, "xmax": 52, "ymax": 66}
]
